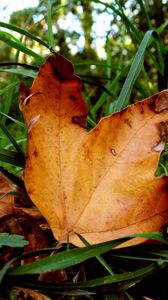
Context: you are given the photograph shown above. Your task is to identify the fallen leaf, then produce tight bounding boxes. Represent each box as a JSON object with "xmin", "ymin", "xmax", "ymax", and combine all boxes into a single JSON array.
[
  {"xmin": 0, "ymin": 173, "xmax": 14, "ymax": 217},
  {"xmin": 0, "ymin": 209, "xmax": 50, "ymax": 253},
  {"xmin": 12, "ymin": 287, "xmax": 51, "ymax": 300},
  {"xmin": 0, "ymin": 172, "xmax": 14, "ymax": 195},
  {"xmin": 39, "ymin": 262, "xmax": 68, "ymax": 283},
  {"xmin": 20, "ymin": 53, "xmax": 168, "ymax": 247}
]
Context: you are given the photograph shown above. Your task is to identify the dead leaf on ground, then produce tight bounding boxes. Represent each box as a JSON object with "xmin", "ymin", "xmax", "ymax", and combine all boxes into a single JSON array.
[
  {"xmin": 0, "ymin": 208, "xmax": 50, "ymax": 265},
  {"xmin": 20, "ymin": 53, "xmax": 168, "ymax": 247},
  {"xmin": 12, "ymin": 288, "xmax": 51, "ymax": 300},
  {"xmin": 0, "ymin": 173, "xmax": 14, "ymax": 217},
  {"xmin": 0, "ymin": 172, "xmax": 14, "ymax": 194}
]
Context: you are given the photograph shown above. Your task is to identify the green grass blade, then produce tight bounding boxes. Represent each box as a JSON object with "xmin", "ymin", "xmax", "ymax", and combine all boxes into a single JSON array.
[
  {"xmin": 0, "ymin": 81, "xmax": 20, "ymax": 96},
  {"xmin": 18, "ymin": 246, "xmax": 64, "ymax": 261},
  {"xmin": 128, "ymin": 232, "xmax": 168, "ymax": 244},
  {"xmin": 156, "ymin": 20, "xmax": 168, "ymax": 35},
  {"xmin": 80, "ymin": 77, "xmax": 114, "ymax": 97},
  {"xmin": 0, "ymin": 191, "xmax": 29, "ymax": 201},
  {"xmin": 76, "ymin": 233, "xmax": 114, "ymax": 275},
  {"xmin": 0, "ymin": 122, "xmax": 25, "ymax": 155},
  {"xmin": 147, "ymin": 21, "xmax": 168, "ymax": 48},
  {"xmin": 47, "ymin": 0, "xmax": 55, "ymax": 48},
  {"xmin": 0, "ymin": 32, "xmax": 44, "ymax": 64},
  {"xmin": 137, "ymin": 1, "xmax": 165, "ymax": 75},
  {"xmin": 153, "ymin": 33, "xmax": 165, "ymax": 75},
  {"xmin": 8, "ymin": 263, "xmax": 167, "ymax": 290},
  {"xmin": 1, "ymin": 75, "xmax": 16, "ymax": 124},
  {"xmin": 0, "ymin": 148, "xmax": 25, "ymax": 168},
  {"xmin": 0, "ymin": 68, "xmax": 37, "ymax": 78},
  {"xmin": 149, "ymin": 250, "xmax": 168, "ymax": 258},
  {"xmin": 0, "ymin": 30, "xmax": 20, "ymax": 43},
  {"xmin": 0, "ymin": 166, "xmax": 25, "ymax": 190},
  {"xmin": 91, "ymin": 66, "xmax": 127, "ymax": 116},
  {"xmin": 8, "ymin": 237, "xmax": 133, "ymax": 275},
  {"xmin": 110, "ymin": 255, "xmax": 167, "ymax": 263},
  {"xmin": 0, "ymin": 62, "xmax": 38, "ymax": 70},
  {"xmin": 0, "ymin": 112, "xmax": 25, "ymax": 128},
  {"xmin": 87, "ymin": 116, "xmax": 96, "ymax": 128},
  {"xmin": 113, "ymin": 30, "xmax": 154, "ymax": 112},
  {"xmin": 0, "ymin": 257, "xmax": 17, "ymax": 285},
  {"xmin": 0, "ymin": 21, "xmax": 49, "ymax": 48},
  {"xmin": 138, "ymin": 0, "xmax": 152, "ymax": 29},
  {"xmin": 141, "ymin": 66, "xmax": 153, "ymax": 97},
  {"xmin": 66, "ymin": 263, "xmax": 166, "ymax": 288},
  {"xmin": 75, "ymin": 62, "xmax": 124, "ymax": 72}
]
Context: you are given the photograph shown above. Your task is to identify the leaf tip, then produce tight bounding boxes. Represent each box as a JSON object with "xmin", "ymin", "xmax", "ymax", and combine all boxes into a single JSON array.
[
  {"xmin": 47, "ymin": 53, "xmax": 80, "ymax": 82},
  {"xmin": 149, "ymin": 89, "xmax": 168, "ymax": 113}
]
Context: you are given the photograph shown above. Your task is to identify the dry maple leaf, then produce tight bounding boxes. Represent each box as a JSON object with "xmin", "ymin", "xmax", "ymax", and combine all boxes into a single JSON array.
[{"xmin": 20, "ymin": 54, "xmax": 168, "ymax": 247}]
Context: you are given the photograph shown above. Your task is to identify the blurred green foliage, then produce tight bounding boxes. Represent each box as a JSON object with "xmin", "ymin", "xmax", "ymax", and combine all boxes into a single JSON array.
[{"xmin": 0, "ymin": 0, "xmax": 167, "ymax": 174}]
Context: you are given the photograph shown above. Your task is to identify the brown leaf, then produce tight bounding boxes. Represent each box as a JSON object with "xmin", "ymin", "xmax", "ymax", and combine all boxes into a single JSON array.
[
  {"xmin": 20, "ymin": 54, "xmax": 168, "ymax": 247},
  {"xmin": 0, "ymin": 209, "xmax": 50, "ymax": 253},
  {"xmin": 13, "ymin": 288, "xmax": 51, "ymax": 300},
  {"xmin": 0, "ymin": 173, "xmax": 14, "ymax": 217},
  {"xmin": 39, "ymin": 264, "xmax": 68, "ymax": 283},
  {"xmin": 0, "ymin": 172, "xmax": 13, "ymax": 194}
]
